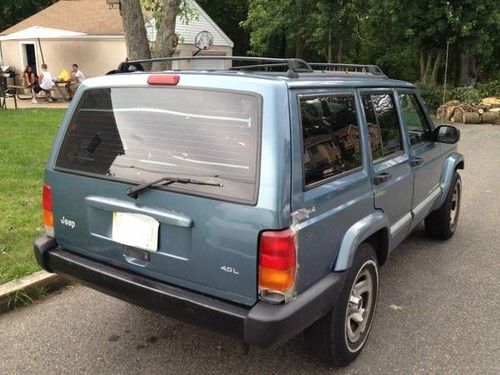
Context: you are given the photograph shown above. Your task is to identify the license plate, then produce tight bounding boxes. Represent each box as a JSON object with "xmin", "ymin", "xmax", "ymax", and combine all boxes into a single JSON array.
[{"xmin": 112, "ymin": 212, "xmax": 159, "ymax": 251}]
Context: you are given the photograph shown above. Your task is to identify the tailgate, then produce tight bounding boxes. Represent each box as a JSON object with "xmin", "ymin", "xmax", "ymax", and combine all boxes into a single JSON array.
[{"xmin": 47, "ymin": 85, "xmax": 267, "ymax": 306}]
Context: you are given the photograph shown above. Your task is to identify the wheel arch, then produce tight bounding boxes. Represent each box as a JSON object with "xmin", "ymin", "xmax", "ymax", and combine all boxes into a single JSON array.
[
  {"xmin": 333, "ymin": 212, "xmax": 390, "ymax": 271},
  {"xmin": 433, "ymin": 152, "xmax": 464, "ymax": 210}
]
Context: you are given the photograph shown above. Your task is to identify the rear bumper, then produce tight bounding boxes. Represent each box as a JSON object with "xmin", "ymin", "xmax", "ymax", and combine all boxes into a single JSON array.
[{"xmin": 34, "ymin": 236, "xmax": 346, "ymax": 347}]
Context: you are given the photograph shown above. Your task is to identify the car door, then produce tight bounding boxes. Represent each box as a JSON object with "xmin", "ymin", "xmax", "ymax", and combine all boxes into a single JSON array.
[
  {"xmin": 396, "ymin": 90, "xmax": 443, "ymax": 224},
  {"xmin": 290, "ymin": 89, "xmax": 374, "ymax": 291},
  {"xmin": 359, "ymin": 90, "xmax": 413, "ymax": 248}
]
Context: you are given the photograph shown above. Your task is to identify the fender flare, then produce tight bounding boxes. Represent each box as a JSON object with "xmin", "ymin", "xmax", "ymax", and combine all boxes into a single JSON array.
[
  {"xmin": 433, "ymin": 152, "xmax": 464, "ymax": 210},
  {"xmin": 334, "ymin": 211, "xmax": 390, "ymax": 271}
]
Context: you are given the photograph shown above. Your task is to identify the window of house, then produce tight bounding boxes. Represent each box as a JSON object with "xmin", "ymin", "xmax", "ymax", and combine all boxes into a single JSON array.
[
  {"xmin": 300, "ymin": 94, "xmax": 362, "ymax": 186},
  {"xmin": 398, "ymin": 93, "xmax": 432, "ymax": 145},
  {"xmin": 361, "ymin": 93, "xmax": 403, "ymax": 160}
]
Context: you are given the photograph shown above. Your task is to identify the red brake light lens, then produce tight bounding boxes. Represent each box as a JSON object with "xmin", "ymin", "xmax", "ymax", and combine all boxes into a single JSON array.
[
  {"xmin": 258, "ymin": 229, "xmax": 297, "ymax": 299},
  {"xmin": 147, "ymin": 74, "xmax": 180, "ymax": 86},
  {"xmin": 42, "ymin": 183, "xmax": 54, "ymax": 236},
  {"xmin": 42, "ymin": 183, "xmax": 52, "ymax": 211}
]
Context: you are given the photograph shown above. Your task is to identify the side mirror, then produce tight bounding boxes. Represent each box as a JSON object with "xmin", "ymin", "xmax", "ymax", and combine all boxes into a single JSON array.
[{"xmin": 434, "ymin": 125, "xmax": 460, "ymax": 144}]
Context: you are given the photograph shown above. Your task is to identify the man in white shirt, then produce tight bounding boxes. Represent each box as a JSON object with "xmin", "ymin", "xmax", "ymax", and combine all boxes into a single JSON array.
[
  {"xmin": 68, "ymin": 63, "xmax": 85, "ymax": 98},
  {"xmin": 32, "ymin": 63, "xmax": 54, "ymax": 104}
]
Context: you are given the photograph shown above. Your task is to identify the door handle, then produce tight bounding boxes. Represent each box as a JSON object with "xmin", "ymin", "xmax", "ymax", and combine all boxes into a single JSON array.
[
  {"xmin": 374, "ymin": 172, "xmax": 392, "ymax": 185},
  {"xmin": 411, "ymin": 157, "xmax": 424, "ymax": 167}
]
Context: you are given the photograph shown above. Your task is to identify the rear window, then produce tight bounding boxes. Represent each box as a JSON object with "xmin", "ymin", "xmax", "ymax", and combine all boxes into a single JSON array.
[{"xmin": 55, "ymin": 87, "xmax": 261, "ymax": 204}]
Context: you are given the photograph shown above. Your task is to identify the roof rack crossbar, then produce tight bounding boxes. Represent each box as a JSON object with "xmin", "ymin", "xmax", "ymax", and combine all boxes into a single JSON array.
[{"xmin": 309, "ymin": 63, "xmax": 386, "ymax": 76}]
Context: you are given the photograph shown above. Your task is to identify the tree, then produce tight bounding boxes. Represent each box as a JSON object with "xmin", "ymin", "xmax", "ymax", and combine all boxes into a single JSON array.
[
  {"xmin": 153, "ymin": 0, "xmax": 181, "ymax": 70},
  {"xmin": 0, "ymin": 0, "xmax": 57, "ymax": 32},
  {"xmin": 120, "ymin": 0, "xmax": 183, "ymax": 70}
]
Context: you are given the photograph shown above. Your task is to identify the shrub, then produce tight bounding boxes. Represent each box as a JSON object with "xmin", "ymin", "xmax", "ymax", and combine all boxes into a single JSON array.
[
  {"xmin": 446, "ymin": 86, "xmax": 481, "ymax": 105},
  {"xmin": 476, "ymin": 80, "xmax": 500, "ymax": 98},
  {"xmin": 415, "ymin": 82, "xmax": 442, "ymax": 110}
]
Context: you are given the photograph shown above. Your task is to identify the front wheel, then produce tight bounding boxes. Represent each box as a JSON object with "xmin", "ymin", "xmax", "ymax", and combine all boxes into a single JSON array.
[
  {"xmin": 305, "ymin": 243, "xmax": 379, "ymax": 366},
  {"xmin": 425, "ymin": 172, "xmax": 462, "ymax": 240}
]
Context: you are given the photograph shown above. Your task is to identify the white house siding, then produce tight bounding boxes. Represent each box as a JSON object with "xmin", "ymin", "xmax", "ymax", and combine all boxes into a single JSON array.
[{"xmin": 1, "ymin": 38, "xmax": 127, "ymax": 81}]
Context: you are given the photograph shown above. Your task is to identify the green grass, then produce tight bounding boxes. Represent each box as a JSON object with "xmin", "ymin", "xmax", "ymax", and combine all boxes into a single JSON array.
[{"xmin": 0, "ymin": 109, "xmax": 65, "ymax": 284}]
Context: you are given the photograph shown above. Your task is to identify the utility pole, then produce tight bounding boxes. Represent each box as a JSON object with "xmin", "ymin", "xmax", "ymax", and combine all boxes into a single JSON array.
[{"xmin": 442, "ymin": 40, "xmax": 450, "ymax": 105}]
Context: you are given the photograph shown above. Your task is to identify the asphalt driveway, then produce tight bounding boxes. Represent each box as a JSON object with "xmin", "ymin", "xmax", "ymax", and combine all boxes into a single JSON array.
[{"xmin": 1, "ymin": 124, "xmax": 499, "ymax": 374}]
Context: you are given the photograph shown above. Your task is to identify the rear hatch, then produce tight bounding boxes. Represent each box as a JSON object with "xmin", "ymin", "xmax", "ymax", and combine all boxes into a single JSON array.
[{"xmin": 47, "ymin": 81, "xmax": 267, "ymax": 305}]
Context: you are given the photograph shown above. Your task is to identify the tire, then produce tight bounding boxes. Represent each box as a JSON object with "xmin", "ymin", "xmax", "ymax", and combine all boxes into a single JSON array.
[
  {"xmin": 425, "ymin": 171, "xmax": 462, "ymax": 240},
  {"xmin": 305, "ymin": 243, "xmax": 379, "ymax": 366}
]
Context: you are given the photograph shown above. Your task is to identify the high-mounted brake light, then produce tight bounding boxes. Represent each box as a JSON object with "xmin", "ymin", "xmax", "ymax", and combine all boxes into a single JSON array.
[
  {"xmin": 42, "ymin": 183, "xmax": 54, "ymax": 237},
  {"xmin": 147, "ymin": 74, "xmax": 180, "ymax": 86},
  {"xmin": 258, "ymin": 228, "xmax": 297, "ymax": 303}
]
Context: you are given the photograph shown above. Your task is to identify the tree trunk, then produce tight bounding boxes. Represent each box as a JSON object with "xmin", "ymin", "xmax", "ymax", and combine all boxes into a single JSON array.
[
  {"xmin": 481, "ymin": 111, "xmax": 499, "ymax": 124},
  {"xmin": 462, "ymin": 111, "xmax": 480, "ymax": 124},
  {"xmin": 459, "ymin": 48, "xmax": 477, "ymax": 86},
  {"xmin": 154, "ymin": 0, "xmax": 181, "ymax": 71},
  {"xmin": 120, "ymin": 0, "xmax": 151, "ymax": 66},
  {"xmin": 295, "ymin": 32, "xmax": 305, "ymax": 58},
  {"xmin": 420, "ymin": 51, "xmax": 425, "ymax": 80},
  {"xmin": 337, "ymin": 39, "xmax": 343, "ymax": 63},
  {"xmin": 421, "ymin": 52, "xmax": 432, "ymax": 83},
  {"xmin": 430, "ymin": 51, "xmax": 442, "ymax": 85},
  {"xmin": 327, "ymin": 30, "xmax": 333, "ymax": 63}
]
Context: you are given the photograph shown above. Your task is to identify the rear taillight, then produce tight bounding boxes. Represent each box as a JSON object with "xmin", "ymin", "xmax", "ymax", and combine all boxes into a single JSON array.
[
  {"xmin": 42, "ymin": 183, "xmax": 54, "ymax": 237},
  {"xmin": 258, "ymin": 228, "xmax": 297, "ymax": 303}
]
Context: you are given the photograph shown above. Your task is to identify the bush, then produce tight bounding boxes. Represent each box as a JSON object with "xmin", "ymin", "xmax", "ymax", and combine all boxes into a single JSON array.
[
  {"xmin": 477, "ymin": 80, "xmax": 500, "ymax": 98},
  {"xmin": 446, "ymin": 86, "xmax": 481, "ymax": 105},
  {"xmin": 415, "ymin": 82, "xmax": 442, "ymax": 110}
]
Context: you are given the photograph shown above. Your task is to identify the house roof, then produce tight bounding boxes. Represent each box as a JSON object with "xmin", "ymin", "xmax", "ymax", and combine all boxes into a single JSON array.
[
  {"xmin": 1, "ymin": 1, "xmax": 123, "ymax": 36},
  {"xmin": 0, "ymin": 0, "xmax": 233, "ymax": 47}
]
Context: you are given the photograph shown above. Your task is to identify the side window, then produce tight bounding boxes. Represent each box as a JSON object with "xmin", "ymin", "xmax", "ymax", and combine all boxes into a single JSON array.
[
  {"xmin": 361, "ymin": 93, "xmax": 403, "ymax": 160},
  {"xmin": 300, "ymin": 94, "xmax": 362, "ymax": 186},
  {"xmin": 398, "ymin": 93, "xmax": 432, "ymax": 145}
]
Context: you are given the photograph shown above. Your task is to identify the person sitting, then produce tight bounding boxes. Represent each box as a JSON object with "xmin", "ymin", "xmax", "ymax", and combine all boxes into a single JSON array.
[
  {"xmin": 67, "ymin": 63, "xmax": 86, "ymax": 98},
  {"xmin": 22, "ymin": 65, "xmax": 37, "ymax": 87},
  {"xmin": 31, "ymin": 63, "xmax": 54, "ymax": 104}
]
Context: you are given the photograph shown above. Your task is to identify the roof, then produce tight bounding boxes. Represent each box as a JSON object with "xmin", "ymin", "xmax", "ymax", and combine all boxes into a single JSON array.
[
  {"xmin": 0, "ymin": 1, "xmax": 123, "ymax": 35},
  {"xmin": 0, "ymin": 0, "xmax": 234, "ymax": 47}
]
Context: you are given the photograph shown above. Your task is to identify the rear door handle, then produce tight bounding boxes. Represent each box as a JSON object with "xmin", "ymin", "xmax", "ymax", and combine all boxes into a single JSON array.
[
  {"xmin": 374, "ymin": 172, "xmax": 392, "ymax": 185},
  {"xmin": 411, "ymin": 157, "xmax": 424, "ymax": 167}
]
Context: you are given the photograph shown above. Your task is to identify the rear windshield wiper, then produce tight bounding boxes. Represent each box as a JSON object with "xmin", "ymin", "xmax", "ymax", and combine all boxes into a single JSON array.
[{"xmin": 127, "ymin": 176, "xmax": 223, "ymax": 199}]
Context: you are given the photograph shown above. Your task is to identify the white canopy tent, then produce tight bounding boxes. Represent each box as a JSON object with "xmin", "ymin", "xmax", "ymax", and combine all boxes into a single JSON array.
[{"xmin": 0, "ymin": 26, "xmax": 86, "ymax": 64}]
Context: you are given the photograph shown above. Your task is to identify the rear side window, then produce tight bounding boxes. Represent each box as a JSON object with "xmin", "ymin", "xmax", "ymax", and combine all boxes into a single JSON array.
[
  {"xmin": 56, "ymin": 88, "xmax": 261, "ymax": 204},
  {"xmin": 300, "ymin": 94, "xmax": 362, "ymax": 186},
  {"xmin": 361, "ymin": 93, "xmax": 403, "ymax": 160}
]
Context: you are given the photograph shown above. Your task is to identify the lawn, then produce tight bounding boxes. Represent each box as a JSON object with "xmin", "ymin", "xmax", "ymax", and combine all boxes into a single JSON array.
[{"xmin": 0, "ymin": 109, "xmax": 65, "ymax": 284}]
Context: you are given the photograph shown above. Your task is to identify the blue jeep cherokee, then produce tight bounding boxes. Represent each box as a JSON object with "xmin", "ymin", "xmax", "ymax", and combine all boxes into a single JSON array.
[{"xmin": 34, "ymin": 57, "xmax": 463, "ymax": 365}]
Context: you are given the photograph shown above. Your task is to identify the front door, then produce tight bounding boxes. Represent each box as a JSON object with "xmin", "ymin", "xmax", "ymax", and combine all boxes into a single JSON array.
[
  {"xmin": 359, "ymin": 90, "xmax": 413, "ymax": 247},
  {"xmin": 21, "ymin": 43, "xmax": 37, "ymax": 70},
  {"xmin": 396, "ymin": 91, "xmax": 443, "ymax": 223}
]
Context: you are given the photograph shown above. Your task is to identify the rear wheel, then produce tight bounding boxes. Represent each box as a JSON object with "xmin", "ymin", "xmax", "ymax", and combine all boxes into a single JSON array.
[
  {"xmin": 305, "ymin": 243, "xmax": 379, "ymax": 366},
  {"xmin": 425, "ymin": 172, "xmax": 462, "ymax": 240}
]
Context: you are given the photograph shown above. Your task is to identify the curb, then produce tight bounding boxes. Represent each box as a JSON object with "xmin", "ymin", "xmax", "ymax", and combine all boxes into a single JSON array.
[{"xmin": 0, "ymin": 271, "xmax": 70, "ymax": 314}]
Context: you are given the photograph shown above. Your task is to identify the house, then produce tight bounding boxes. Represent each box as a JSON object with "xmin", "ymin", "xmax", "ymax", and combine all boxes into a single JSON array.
[{"xmin": 0, "ymin": 0, "xmax": 233, "ymax": 80}]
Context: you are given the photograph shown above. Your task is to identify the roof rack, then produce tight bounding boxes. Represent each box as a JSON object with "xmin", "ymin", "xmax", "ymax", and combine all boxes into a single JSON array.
[
  {"xmin": 112, "ymin": 56, "xmax": 312, "ymax": 78},
  {"xmin": 109, "ymin": 56, "xmax": 386, "ymax": 78}
]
